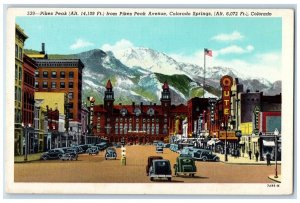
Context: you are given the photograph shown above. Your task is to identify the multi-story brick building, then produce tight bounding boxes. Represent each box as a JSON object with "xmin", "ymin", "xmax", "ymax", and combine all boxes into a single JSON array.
[
  {"xmin": 15, "ymin": 24, "xmax": 28, "ymax": 155},
  {"xmin": 91, "ymin": 80, "xmax": 188, "ymax": 144},
  {"xmin": 22, "ymin": 54, "xmax": 37, "ymax": 126},
  {"xmin": 32, "ymin": 54, "xmax": 84, "ymax": 141}
]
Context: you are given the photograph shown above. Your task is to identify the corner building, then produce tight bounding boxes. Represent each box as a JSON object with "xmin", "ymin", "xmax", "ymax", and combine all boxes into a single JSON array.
[
  {"xmin": 92, "ymin": 80, "xmax": 188, "ymax": 144},
  {"xmin": 34, "ymin": 58, "xmax": 84, "ymax": 136}
]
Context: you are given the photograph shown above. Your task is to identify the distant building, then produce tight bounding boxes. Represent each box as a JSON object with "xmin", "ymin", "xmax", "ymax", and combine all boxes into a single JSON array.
[
  {"xmin": 15, "ymin": 24, "xmax": 28, "ymax": 155},
  {"xmin": 91, "ymin": 80, "xmax": 188, "ymax": 144}
]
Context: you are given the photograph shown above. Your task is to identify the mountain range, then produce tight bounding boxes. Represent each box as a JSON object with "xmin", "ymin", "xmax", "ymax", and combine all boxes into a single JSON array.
[{"xmin": 25, "ymin": 47, "xmax": 281, "ymax": 105}]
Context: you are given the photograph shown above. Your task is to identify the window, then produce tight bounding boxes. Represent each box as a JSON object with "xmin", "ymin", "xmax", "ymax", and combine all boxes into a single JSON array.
[
  {"xmin": 18, "ymin": 67, "xmax": 22, "ymax": 80},
  {"xmin": 69, "ymin": 72, "xmax": 74, "ymax": 78},
  {"xmin": 51, "ymin": 71, "xmax": 57, "ymax": 78},
  {"xmin": 15, "ymin": 44, "xmax": 18, "ymax": 58},
  {"xmin": 60, "ymin": 82, "xmax": 65, "ymax": 88},
  {"xmin": 68, "ymin": 102, "xmax": 73, "ymax": 109},
  {"xmin": 15, "ymin": 65, "xmax": 18, "ymax": 80},
  {"xmin": 60, "ymin": 71, "xmax": 65, "ymax": 78},
  {"xmin": 43, "ymin": 71, "xmax": 48, "ymax": 78},
  {"xmin": 156, "ymin": 124, "xmax": 159, "ymax": 135},
  {"xmin": 34, "ymin": 81, "xmax": 39, "ymax": 88},
  {"xmin": 42, "ymin": 81, "xmax": 48, "ymax": 88},
  {"xmin": 68, "ymin": 92, "xmax": 73, "ymax": 99},
  {"xmin": 34, "ymin": 70, "xmax": 39, "ymax": 77},
  {"xmin": 69, "ymin": 82, "xmax": 74, "ymax": 88},
  {"xmin": 19, "ymin": 47, "xmax": 23, "ymax": 59},
  {"xmin": 51, "ymin": 82, "xmax": 56, "ymax": 89},
  {"xmin": 15, "ymin": 86, "xmax": 17, "ymax": 101},
  {"xmin": 151, "ymin": 123, "xmax": 155, "ymax": 135}
]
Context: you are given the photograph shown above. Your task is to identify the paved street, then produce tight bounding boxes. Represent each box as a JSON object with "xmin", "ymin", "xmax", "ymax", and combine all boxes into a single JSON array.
[{"xmin": 14, "ymin": 145, "xmax": 280, "ymax": 183}]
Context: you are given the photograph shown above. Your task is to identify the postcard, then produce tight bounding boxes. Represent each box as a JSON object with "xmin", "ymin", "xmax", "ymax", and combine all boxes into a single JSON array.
[{"xmin": 5, "ymin": 7, "xmax": 294, "ymax": 195}]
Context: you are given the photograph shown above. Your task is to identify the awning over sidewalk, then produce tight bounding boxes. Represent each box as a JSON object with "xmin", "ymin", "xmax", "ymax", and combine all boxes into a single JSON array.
[{"xmin": 263, "ymin": 140, "xmax": 275, "ymax": 147}]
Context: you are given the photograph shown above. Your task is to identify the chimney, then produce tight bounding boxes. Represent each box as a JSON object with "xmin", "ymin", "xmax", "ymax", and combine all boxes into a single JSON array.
[
  {"xmin": 154, "ymin": 103, "xmax": 156, "ymax": 106},
  {"xmin": 246, "ymin": 89, "xmax": 250, "ymax": 93},
  {"xmin": 119, "ymin": 103, "xmax": 122, "ymax": 106},
  {"xmin": 255, "ymin": 90, "xmax": 259, "ymax": 93},
  {"xmin": 41, "ymin": 43, "xmax": 45, "ymax": 54},
  {"xmin": 132, "ymin": 102, "xmax": 135, "ymax": 108}
]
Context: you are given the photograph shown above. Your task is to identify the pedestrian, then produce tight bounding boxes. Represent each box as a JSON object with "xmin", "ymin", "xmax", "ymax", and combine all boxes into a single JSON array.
[
  {"xmin": 248, "ymin": 150, "xmax": 252, "ymax": 160},
  {"xmin": 255, "ymin": 151, "xmax": 259, "ymax": 162},
  {"xmin": 266, "ymin": 153, "xmax": 271, "ymax": 166}
]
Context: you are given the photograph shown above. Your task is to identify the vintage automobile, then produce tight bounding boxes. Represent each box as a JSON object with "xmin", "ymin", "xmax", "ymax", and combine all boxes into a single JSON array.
[
  {"xmin": 174, "ymin": 156, "xmax": 197, "ymax": 176},
  {"xmin": 149, "ymin": 159, "xmax": 172, "ymax": 181},
  {"xmin": 193, "ymin": 149, "xmax": 220, "ymax": 162},
  {"xmin": 59, "ymin": 152, "xmax": 78, "ymax": 161},
  {"xmin": 87, "ymin": 146, "xmax": 99, "ymax": 155},
  {"xmin": 156, "ymin": 146, "xmax": 163, "ymax": 153},
  {"xmin": 146, "ymin": 156, "xmax": 163, "ymax": 175},
  {"xmin": 40, "ymin": 149, "xmax": 65, "ymax": 160},
  {"xmin": 96, "ymin": 142, "xmax": 108, "ymax": 151},
  {"xmin": 105, "ymin": 147, "xmax": 117, "ymax": 160},
  {"xmin": 61, "ymin": 148, "xmax": 78, "ymax": 160}
]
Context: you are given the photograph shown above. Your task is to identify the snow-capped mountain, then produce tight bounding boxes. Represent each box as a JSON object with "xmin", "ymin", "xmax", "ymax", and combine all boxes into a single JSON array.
[{"xmin": 32, "ymin": 46, "xmax": 280, "ymax": 105}]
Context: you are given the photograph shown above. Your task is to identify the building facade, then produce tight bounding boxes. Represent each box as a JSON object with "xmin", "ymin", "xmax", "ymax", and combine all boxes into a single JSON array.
[
  {"xmin": 91, "ymin": 80, "xmax": 188, "ymax": 144},
  {"xmin": 32, "ymin": 53, "xmax": 84, "ymax": 144},
  {"xmin": 15, "ymin": 24, "xmax": 28, "ymax": 155}
]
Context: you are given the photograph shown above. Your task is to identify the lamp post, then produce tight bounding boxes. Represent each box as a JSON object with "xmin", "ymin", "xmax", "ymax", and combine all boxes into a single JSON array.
[
  {"xmin": 21, "ymin": 123, "xmax": 33, "ymax": 162},
  {"xmin": 221, "ymin": 122, "xmax": 228, "ymax": 162},
  {"xmin": 274, "ymin": 128, "xmax": 279, "ymax": 178}
]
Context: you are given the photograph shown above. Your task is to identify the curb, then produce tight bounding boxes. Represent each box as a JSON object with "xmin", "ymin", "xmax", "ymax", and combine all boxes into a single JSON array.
[
  {"xmin": 268, "ymin": 175, "xmax": 281, "ymax": 183},
  {"xmin": 219, "ymin": 161, "xmax": 282, "ymax": 165}
]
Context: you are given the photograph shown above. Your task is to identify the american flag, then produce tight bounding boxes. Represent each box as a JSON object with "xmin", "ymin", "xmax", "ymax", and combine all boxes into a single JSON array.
[{"xmin": 204, "ymin": 48, "xmax": 213, "ymax": 57}]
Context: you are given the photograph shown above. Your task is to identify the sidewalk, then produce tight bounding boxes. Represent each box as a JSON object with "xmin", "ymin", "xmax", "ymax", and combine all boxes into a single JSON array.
[
  {"xmin": 14, "ymin": 153, "xmax": 42, "ymax": 163},
  {"xmin": 215, "ymin": 152, "xmax": 281, "ymax": 165},
  {"xmin": 268, "ymin": 175, "xmax": 281, "ymax": 183}
]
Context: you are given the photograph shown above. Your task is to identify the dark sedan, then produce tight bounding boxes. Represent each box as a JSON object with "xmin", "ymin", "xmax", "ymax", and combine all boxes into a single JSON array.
[{"xmin": 41, "ymin": 149, "xmax": 65, "ymax": 160}]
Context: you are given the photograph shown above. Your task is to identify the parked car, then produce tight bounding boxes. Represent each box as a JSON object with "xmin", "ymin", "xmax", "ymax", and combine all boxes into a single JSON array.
[
  {"xmin": 174, "ymin": 156, "xmax": 197, "ymax": 176},
  {"xmin": 193, "ymin": 149, "xmax": 220, "ymax": 162},
  {"xmin": 153, "ymin": 140, "xmax": 159, "ymax": 146},
  {"xmin": 78, "ymin": 144, "xmax": 92, "ymax": 152},
  {"xmin": 41, "ymin": 149, "xmax": 65, "ymax": 160},
  {"xmin": 149, "ymin": 159, "xmax": 172, "ymax": 181},
  {"xmin": 105, "ymin": 147, "xmax": 117, "ymax": 160},
  {"xmin": 115, "ymin": 142, "xmax": 122, "ymax": 148},
  {"xmin": 71, "ymin": 146, "xmax": 84, "ymax": 154},
  {"xmin": 59, "ymin": 152, "xmax": 78, "ymax": 161},
  {"xmin": 146, "ymin": 156, "xmax": 163, "ymax": 175},
  {"xmin": 96, "ymin": 142, "xmax": 108, "ymax": 151},
  {"xmin": 87, "ymin": 146, "xmax": 99, "ymax": 155},
  {"xmin": 61, "ymin": 147, "xmax": 78, "ymax": 159}
]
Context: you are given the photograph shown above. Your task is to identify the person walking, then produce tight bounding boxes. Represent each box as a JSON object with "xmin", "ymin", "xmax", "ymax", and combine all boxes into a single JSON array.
[
  {"xmin": 255, "ymin": 151, "xmax": 259, "ymax": 162},
  {"xmin": 266, "ymin": 153, "xmax": 271, "ymax": 166},
  {"xmin": 248, "ymin": 150, "xmax": 252, "ymax": 160}
]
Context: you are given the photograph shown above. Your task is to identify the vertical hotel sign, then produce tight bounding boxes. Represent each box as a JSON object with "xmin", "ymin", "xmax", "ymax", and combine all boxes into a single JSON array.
[{"xmin": 220, "ymin": 75, "xmax": 233, "ymax": 120}]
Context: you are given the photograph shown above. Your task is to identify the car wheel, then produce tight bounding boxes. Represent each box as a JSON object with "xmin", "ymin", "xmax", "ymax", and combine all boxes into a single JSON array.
[
  {"xmin": 202, "ymin": 157, "xmax": 207, "ymax": 162},
  {"xmin": 168, "ymin": 177, "xmax": 172, "ymax": 182},
  {"xmin": 42, "ymin": 156, "xmax": 48, "ymax": 160},
  {"xmin": 150, "ymin": 177, "xmax": 154, "ymax": 181},
  {"xmin": 215, "ymin": 157, "xmax": 220, "ymax": 162},
  {"xmin": 192, "ymin": 174, "xmax": 195, "ymax": 177}
]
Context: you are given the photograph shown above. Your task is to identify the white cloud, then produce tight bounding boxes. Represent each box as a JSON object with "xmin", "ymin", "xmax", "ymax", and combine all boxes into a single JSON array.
[
  {"xmin": 169, "ymin": 51, "xmax": 281, "ymax": 82},
  {"xmin": 70, "ymin": 39, "xmax": 94, "ymax": 50},
  {"xmin": 101, "ymin": 39, "xmax": 135, "ymax": 52},
  {"xmin": 212, "ymin": 31, "xmax": 244, "ymax": 42},
  {"xmin": 216, "ymin": 45, "xmax": 255, "ymax": 55}
]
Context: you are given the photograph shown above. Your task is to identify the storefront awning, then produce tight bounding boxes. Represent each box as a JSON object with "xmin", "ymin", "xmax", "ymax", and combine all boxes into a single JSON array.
[{"xmin": 263, "ymin": 140, "xmax": 275, "ymax": 147}]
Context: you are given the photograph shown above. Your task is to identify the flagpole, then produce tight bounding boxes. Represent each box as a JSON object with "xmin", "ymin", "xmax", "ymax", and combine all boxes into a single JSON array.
[{"xmin": 203, "ymin": 49, "xmax": 206, "ymax": 98}]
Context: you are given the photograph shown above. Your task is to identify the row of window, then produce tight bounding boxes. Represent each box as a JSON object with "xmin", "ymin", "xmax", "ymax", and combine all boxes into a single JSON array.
[
  {"xmin": 36, "ymin": 71, "xmax": 74, "ymax": 79},
  {"xmin": 113, "ymin": 118, "xmax": 168, "ymax": 123},
  {"xmin": 35, "ymin": 81, "xmax": 75, "ymax": 89},
  {"xmin": 15, "ymin": 65, "xmax": 22, "ymax": 81},
  {"xmin": 15, "ymin": 44, "xmax": 23, "ymax": 60}
]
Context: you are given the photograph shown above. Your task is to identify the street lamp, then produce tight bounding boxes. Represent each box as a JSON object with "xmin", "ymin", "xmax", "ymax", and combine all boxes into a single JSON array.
[
  {"xmin": 221, "ymin": 122, "xmax": 228, "ymax": 162},
  {"xmin": 21, "ymin": 122, "xmax": 33, "ymax": 162},
  {"xmin": 274, "ymin": 128, "xmax": 279, "ymax": 178}
]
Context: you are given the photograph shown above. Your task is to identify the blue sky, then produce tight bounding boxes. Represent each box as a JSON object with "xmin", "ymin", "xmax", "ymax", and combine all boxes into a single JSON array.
[{"xmin": 16, "ymin": 17, "xmax": 282, "ymax": 81}]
